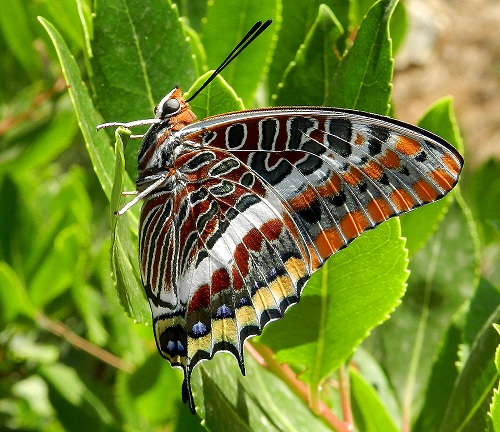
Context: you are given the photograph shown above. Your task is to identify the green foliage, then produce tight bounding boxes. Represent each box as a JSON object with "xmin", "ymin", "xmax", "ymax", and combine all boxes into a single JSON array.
[
  {"xmin": 260, "ymin": 219, "xmax": 407, "ymax": 386},
  {"xmin": 0, "ymin": 0, "xmax": 497, "ymax": 431}
]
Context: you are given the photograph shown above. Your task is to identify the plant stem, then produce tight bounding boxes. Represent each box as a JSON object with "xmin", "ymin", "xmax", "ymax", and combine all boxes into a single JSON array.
[
  {"xmin": 338, "ymin": 364, "xmax": 353, "ymax": 425},
  {"xmin": 247, "ymin": 341, "xmax": 353, "ymax": 432},
  {"xmin": 36, "ymin": 312, "xmax": 135, "ymax": 373}
]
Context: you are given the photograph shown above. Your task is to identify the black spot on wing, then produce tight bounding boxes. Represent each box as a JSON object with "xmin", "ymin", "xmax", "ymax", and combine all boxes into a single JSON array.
[
  {"xmin": 296, "ymin": 199, "xmax": 322, "ymax": 224},
  {"xmin": 240, "ymin": 172, "xmax": 255, "ymax": 188},
  {"xmin": 260, "ymin": 118, "xmax": 279, "ymax": 150},
  {"xmin": 190, "ymin": 188, "xmax": 209, "ymax": 204},
  {"xmin": 183, "ymin": 151, "xmax": 216, "ymax": 171},
  {"xmin": 196, "ymin": 201, "xmax": 219, "ymax": 232},
  {"xmin": 227, "ymin": 124, "xmax": 245, "ymax": 149},
  {"xmin": 209, "ymin": 158, "xmax": 240, "ymax": 177},
  {"xmin": 415, "ymin": 151, "xmax": 427, "ymax": 162},
  {"xmin": 327, "ymin": 119, "xmax": 352, "ymax": 157},
  {"xmin": 209, "ymin": 181, "xmax": 235, "ymax": 197},
  {"xmin": 367, "ymin": 125, "xmax": 390, "ymax": 156},
  {"xmin": 297, "ymin": 154, "xmax": 324, "ymax": 176},
  {"xmin": 249, "ymin": 152, "xmax": 293, "ymax": 186},
  {"xmin": 288, "ymin": 117, "xmax": 315, "ymax": 150},
  {"xmin": 329, "ymin": 191, "xmax": 347, "ymax": 207},
  {"xmin": 159, "ymin": 325, "xmax": 188, "ymax": 357}
]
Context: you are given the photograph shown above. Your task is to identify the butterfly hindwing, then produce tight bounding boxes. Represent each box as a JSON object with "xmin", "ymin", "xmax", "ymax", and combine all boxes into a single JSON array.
[{"xmin": 139, "ymin": 146, "xmax": 312, "ymax": 410}]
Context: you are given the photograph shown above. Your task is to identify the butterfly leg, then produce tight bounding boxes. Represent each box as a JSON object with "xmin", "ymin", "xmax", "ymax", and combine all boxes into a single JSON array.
[{"xmin": 115, "ymin": 175, "xmax": 168, "ymax": 216}]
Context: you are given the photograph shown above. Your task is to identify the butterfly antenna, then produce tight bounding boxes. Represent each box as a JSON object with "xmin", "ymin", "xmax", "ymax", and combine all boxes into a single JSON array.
[{"xmin": 186, "ymin": 19, "xmax": 272, "ymax": 102}]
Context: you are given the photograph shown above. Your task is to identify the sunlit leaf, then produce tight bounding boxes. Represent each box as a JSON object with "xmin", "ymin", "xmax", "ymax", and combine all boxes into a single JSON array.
[
  {"xmin": 275, "ymin": 4, "xmax": 344, "ymax": 106},
  {"xmin": 201, "ymin": 0, "xmax": 280, "ymax": 106},
  {"xmin": 366, "ymin": 197, "xmax": 479, "ymax": 418},
  {"xmin": 351, "ymin": 367, "xmax": 399, "ymax": 432},
  {"xmin": 329, "ymin": 0, "xmax": 396, "ymax": 114},
  {"xmin": 439, "ymin": 307, "xmax": 500, "ymax": 432},
  {"xmin": 92, "ymin": 0, "xmax": 196, "ymax": 178},
  {"xmin": 260, "ymin": 219, "xmax": 408, "ymax": 388},
  {"xmin": 194, "ymin": 354, "xmax": 332, "ymax": 431},
  {"xmin": 110, "ymin": 129, "xmax": 149, "ymax": 323}
]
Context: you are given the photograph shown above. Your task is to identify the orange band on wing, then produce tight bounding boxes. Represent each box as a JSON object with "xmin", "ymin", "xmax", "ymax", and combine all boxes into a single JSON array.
[
  {"xmin": 395, "ymin": 136, "xmax": 421, "ymax": 155},
  {"xmin": 390, "ymin": 188, "xmax": 415, "ymax": 211},
  {"xmin": 412, "ymin": 179, "xmax": 438, "ymax": 201}
]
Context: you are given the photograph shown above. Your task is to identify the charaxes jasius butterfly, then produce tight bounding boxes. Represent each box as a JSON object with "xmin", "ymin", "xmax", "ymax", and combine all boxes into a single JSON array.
[{"xmin": 97, "ymin": 20, "xmax": 463, "ymax": 413}]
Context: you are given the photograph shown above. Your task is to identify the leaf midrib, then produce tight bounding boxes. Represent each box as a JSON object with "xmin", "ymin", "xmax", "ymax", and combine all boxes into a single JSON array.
[{"xmin": 124, "ymin": 0, "xmax": 155, "ymax": 108}]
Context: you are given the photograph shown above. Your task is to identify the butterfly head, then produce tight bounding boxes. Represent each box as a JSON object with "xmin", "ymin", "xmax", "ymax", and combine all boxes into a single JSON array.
[
  {"xmin": 136, "ymin": 87, "xmax": 197, "ymax": 176},
  {"xmin": 155, "ymin": 87, "xmax": 182, "ymax": 119},
  {"xmin": 154, "ymin": 86, "xmax": 197, "ymax": 130}
]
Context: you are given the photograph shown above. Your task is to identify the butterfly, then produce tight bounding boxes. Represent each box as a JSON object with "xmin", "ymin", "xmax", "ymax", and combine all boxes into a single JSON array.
[{"xmin": 97, "ymin": 21, "xmax": 463, "ymax": 413}]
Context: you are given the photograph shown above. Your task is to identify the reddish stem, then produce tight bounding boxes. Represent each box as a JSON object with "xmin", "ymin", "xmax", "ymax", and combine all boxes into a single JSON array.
[
  {"xmin": 0, "ymin": 77, "xmax": 66, "ymax": 135},
  {"xmin": 247, "ymin": 341, "xmax": 353, "ymax": 432},
  {"xmin": 36, "ymin": 312, "xmax": 134, "ymax": 373},
  {"xmin": 338, "ymin": 364, "xmax": 353, "ymax": 425}
]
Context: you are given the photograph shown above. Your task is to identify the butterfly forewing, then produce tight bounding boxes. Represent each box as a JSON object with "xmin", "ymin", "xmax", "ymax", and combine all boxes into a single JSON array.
[
  {"xmin": 135, "ymin": 105, "xmax": 462, "ymax": 412},
  {"xmin": 181, "ymin": 108, "xmax": 462, "ymax": 269}
]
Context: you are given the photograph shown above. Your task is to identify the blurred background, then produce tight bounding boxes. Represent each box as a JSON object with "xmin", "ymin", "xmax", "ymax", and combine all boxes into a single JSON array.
[{"xmin": 393, "ymin": 0, "xmax": 500, "ymax": 167}]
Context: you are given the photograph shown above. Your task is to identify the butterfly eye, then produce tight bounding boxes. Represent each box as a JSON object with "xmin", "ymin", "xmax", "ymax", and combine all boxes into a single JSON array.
[{"xmin": 160, "ymin": 98, "xmax": 180, "ymax": 118}]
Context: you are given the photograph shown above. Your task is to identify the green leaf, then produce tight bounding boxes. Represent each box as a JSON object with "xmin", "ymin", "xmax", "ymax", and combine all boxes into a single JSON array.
[
  {"xmin": 201, "ymin": 0, "xmax": 280, "ymax": 106},
  {"xmin": 72, "ymin": 283, "xmax": 109, "ymax": 346},
  {"xmin": 400, "ymin": 98, "xmax": 463, "ymax": 258},
  {"xmin": 350, "ymin": 0, "xmax": 379, "ymax": 29},
  {"xmin": 353, "ymin": 347, "xmax": 402, "ymax": 424},
  {"xmin": 110, "ymin": 129, "xmax": 149, "ymax": 323},
  {"xmin": 351, "ymin": 367, "xmax": 399, "ymax": 432},
  {"xmin": 39, "ymin": 17, "xmax": 128, "ymax": 200},
  {"xmin": 29, "ymin": 225, "xmax": 84, "ymax": 308},
  {"xmin": 389, "ymin": 2, "xmax": 408, "ymax": 55},
  {"xmin": 97, "ymin": 241, "xmax": 146, "ymax": 361},
  {"xmin": 413, "ymin": 322, "xmax": 462, "ymax": 432},
  {"xmin": 23, "ymin": 168, "xmax": 93, "ymax": 283},
  {"xmin": 1, "ymin": 103, "xmax": 78, "ymax": 175},
  {"xmin": 92, "ymin": 0, "xmax": 196, "ymax": 120},
  {"xmin": 465, "ymin": 278, "xmax": 500, "ymax": 346},
  {"xmin": 185, "ymin": 73, "xmax": 244, "ymax": 118},
  {"xmin": 329, "ymin": 0, "xmax": 396, "ymax": 114},
  {"xmin": 92, "ymin": 0, "xmax": 196, "ymax": 178},
  {"xmin": 439, "ymin": 307, "xmax": 500, "ymax": 432},
  {"xmin": 115, "ymin": 353, "xmax": 199, "ymax": 428},
  {"xmin": 9, "ymin": 334, "xmax": 59, "ymax": 364},
  {"xmin": 39, "ymin": 363, "xmax": 115, "ymax": 427},
  {"xmin": 464, "ymin": 158, "xmax": 500, "ymax": 246},
  {"xmin": 0, "ymin": 0, "xmax": 40, "ymax": 77},
  {"xmin": 181, "ymin": 19, "xmax": 207, "ymax": 76},
  {"xmin": 366, "ymin": 197, "xmax": 479, "ymax": 418},
  {"xmin": 260, "ymin": 219, "xmax": 408, "ymax": 388},
  {"xmin": 268, "ymin": 0, "xmax": 346, "ymax": 96},
  {"xmin": 274, "ymin": 4, "xmax": 344, "ymax": 106},
  {"xmin": 0, "ymin": 176, "xmax": 20, "ymax": 265},
  {"xmin": 194, "ymin": 354, "xmax": 332, "ymax": 432},
  {"xmin": 11, "ymin": 375, "xmax": 53, "ymax": 418},
  {"xmin": 489, "ymin": 335, "xmax": 500, "ymax": 431},
  {"xmin": 175, "ymin": 0, "xmax": 207, "ymax": 31},
  {"xmin": 76, "ymin": 0, "xmax": 93, "ymax": 59},
  {"xmin": 40, "ymin": 0, "xmax": 86, "ymax": 51},
  {"xmin": 417, "ymin": 97, "xmax": 464, "ymax": 154},
  {"xmin": 0, "ymin": 262, "xmax": 34, "ymax": 322}
]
